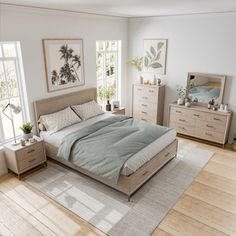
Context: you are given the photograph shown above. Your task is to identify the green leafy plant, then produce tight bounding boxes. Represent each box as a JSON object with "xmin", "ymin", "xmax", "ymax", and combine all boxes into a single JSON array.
[
  {"xmin": 144, "ymin": 42, "xmax": 164, "ymax": 69},
  {"xmin": 128, "ymin": 56, "xmax": 143, "ymax": 72},
  {"xmin": 20, "ymin": 123, "xmax": 33, "ymax": 134},
  {"xmin": 98, "ymin": 85, "xmax": 116, "ymax": 101},
  {"xmin": 177, "ymin": 85, "xmax": 186, "ymax": 99}
]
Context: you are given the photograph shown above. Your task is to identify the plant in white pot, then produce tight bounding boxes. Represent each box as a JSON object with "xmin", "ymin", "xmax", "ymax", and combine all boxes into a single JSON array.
[
  {"xmin": 20, "ymin": 123, "xmax": 33, "ymax": 141},
  {"xmin": 128, "ymin": 56, "xmax": 143, "ymax": 84},
  {"xmin": 177, "ymin": 85, "xmax": 186, "ymax": 105},
  {"xmin": 98, "ymin": 85, "xmax": 115, "ymax": 111}
]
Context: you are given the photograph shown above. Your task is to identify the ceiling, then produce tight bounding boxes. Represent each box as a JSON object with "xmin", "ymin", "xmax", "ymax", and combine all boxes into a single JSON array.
[{"xmin": 2, "ymin": 0, "xmax": 236, "ymax": 17}]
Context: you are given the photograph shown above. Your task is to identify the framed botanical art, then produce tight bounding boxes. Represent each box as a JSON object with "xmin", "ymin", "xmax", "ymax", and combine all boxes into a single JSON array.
[
  {"xmin": 42, "ymin": 38, "xmax": 85, "ymax": 92},
  {"xmin": 143, "ymin": 39, "xmax": 167, "ymax": 74}
]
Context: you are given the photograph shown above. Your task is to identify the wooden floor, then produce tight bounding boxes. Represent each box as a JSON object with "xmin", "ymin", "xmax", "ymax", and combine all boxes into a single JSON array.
[{"xmin": 0, "ymin": 138, "xmax": 236, "ymax": 236}]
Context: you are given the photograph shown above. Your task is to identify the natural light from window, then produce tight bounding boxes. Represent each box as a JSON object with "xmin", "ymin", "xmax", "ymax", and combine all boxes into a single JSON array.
[{"xmin": 0, "ymin": 42, "xmax": 27, "ymax": 144}]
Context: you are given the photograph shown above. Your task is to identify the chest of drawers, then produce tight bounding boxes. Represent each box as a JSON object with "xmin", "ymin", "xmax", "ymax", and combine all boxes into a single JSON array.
[
  {"xmin": 132, "ymin": 84, "xmax": 165, "ymax": 124},
  {"xmin": 168, "ymin": 104, "xmax": 232, "ymax": 145}
]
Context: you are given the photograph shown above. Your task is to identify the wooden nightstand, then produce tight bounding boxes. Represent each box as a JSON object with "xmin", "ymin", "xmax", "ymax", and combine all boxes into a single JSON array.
[
  {"xmin": 4, "ymin": 136, "xmax": 47, "ymax": 179},
  {"xmin": 110, "ymin": 107, "xmax": 125, "ymax": 115}
]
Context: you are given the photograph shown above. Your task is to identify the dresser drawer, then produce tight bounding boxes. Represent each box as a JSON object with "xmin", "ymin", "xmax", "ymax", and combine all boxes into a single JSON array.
[
  {"xmin": 195, "ymin": 120, "xmax": 225, "ymax": 133},
  {"xmin": 170, "ymin": 106, "xmax": 189, "ymax": 118},
  {"xmin": 189, "ymin": 110, "xmax": 206, "ymax": 120},
  {"xmin": 133, "ymin": 111, "xmax": 156, "ymax": 123},
  {"xmin": 207, "ymin": 113, "xmax": 227, "ymax": 124},
  {"xmin": 17, "ymin": 142, "xmax": 43, "ymax": 161},
  {"xmin": 134, "ymin": 101, "xmax": 157, "ymax": 112},
  {"xmin": 169, "ymin": 121, "xmax": 195, "ymax": 135},
  {"xmin": 170, "ymin": 114, "xmax": 195, "ymax": 126},
  {"xmin": 195, "ymin": 129, "xmax": 224, "ymax": 143},
  {"xmin": 18, "ymin": 151, "xmax": 45, "ymax": 172}
]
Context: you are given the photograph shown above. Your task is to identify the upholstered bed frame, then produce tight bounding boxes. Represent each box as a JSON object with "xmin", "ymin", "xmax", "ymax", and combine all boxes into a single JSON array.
[{"xmin": 34, "ymin": 88, "xmax": 178, "ymax": 200}]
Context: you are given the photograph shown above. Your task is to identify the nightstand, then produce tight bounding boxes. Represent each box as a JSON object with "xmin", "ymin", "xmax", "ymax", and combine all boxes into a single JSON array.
[
  {"xmin": 4, "ymin": 136, "xmax": 47, "ymax": 179},
  {"xmin": 110, "ymin": 107, "xmax": 126, "ymax": 115}
]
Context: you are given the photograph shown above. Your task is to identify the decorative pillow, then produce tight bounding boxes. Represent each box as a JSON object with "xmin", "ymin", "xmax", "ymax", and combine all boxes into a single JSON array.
[
  {"xmin": 39, "ymin": 107, "xmax": 81, "ymax": 134},
  {"xmin": 71, "ymin": 100, "xmax": 104, "ymax": 120}
]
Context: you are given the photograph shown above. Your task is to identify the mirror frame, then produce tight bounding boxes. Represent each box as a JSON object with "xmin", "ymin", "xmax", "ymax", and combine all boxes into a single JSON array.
[{"xmin": 186, "ymin": 72, "xmax": 226, "ymax": 106}]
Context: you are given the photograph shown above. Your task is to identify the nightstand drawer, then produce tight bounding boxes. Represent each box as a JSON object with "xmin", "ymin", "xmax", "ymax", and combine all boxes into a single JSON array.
[
  {"xmin": 18, "ymin": 151, "xmax": 45, "ymax": 171},
  {"xmin": 17, "ymin": 142, "xmax": 43, "ymax": 161}
]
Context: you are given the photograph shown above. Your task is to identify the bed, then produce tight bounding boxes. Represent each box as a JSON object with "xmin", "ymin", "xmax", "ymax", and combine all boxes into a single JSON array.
[{"xmin": 34, "ymin": 88, "xmax": 178, "ymax": 200}]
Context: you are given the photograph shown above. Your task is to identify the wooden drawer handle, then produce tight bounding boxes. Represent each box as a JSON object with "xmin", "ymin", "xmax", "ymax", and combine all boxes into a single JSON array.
[
  {"xmin": 141, "ymin": 104, "xmax": 147, "ymax": 107},
  {"xmin": 27, "ymin": 149, "xmax": 35, "ymax": 154},
  {"xmin": 194, "ymin": 114, "xmax": 200, "ymax": 117},
  {"xmin": 141, "ymin": 111, "xmax": 147, "ymax": 114},
  {"xmin": 179, "ymin": 119, "xmax": 186, "ymax": 122},
  {"xmin": 176, "ymin": 110, "xmax": 182, "ymax": 114},
  {"xmin": 149, "ymin": 90, "xmax": 154, "ymax": 93},
  {"xmin": 213, "ymin": 118, "xmax": 220, "ymax": 121},
  {"xmin": 142, "ymin": 96, "xmax": 148, "ymax": 99},
  {"xmin": 165, "ymin": 152, "xmax": 170, "ymax": 157},
  {"xmin": 179, "ymin": 126, "xmax": 186, "ymax": 130},
  {"xmin": 206, "ymin": 124, "xmax": 214, "ymax": 128},
  {"xmin": 205, "ymin": 132, "xmax": 212, "ymax": 136},
  {"xmin": 142, "ymin": 171, "xmax": 149, "ymax": 176},
  {"xmin": 141, "ymin": 118, "xmax": 147, "ymax": 121},
  {"xmin": 28, "ymin": 158, "xmax": 36, "ymax": 163}
]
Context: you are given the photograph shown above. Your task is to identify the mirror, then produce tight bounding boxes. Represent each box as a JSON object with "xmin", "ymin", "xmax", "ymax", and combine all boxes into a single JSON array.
[{"xmin": 186, "ymin": 72, "xmax": 226, "ymax": 105}]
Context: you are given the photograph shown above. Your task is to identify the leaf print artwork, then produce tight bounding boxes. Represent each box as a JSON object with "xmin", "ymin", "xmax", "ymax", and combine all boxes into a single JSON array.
[{"xmin": 143, "ymin": 39, "xmax": 167, "ymax": 74}]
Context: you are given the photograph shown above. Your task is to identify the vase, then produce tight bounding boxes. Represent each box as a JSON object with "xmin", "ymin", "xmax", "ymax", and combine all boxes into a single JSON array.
[
  {"xmin": 22, "ymin": 132, "xmax": 33, "ymax": 141},
  {"xmin": 177, "ymin": 98, "xmax": 184, "ymax": 105},
  {"xmin": 139, "ymin": 75, "xmax": 144, "ymax": 84},
  {"xmin": 106, "ymin": 100, "xmax": 111, "ymax": 111}
]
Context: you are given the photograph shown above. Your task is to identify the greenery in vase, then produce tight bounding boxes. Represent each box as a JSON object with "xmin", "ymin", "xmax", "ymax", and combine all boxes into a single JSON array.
[
  {"xmin": 98, "ymin": 85, "xmax": 115, "ymax": 102},
  {"xmin": 128, "ymin": 56, "xmax": 143, "ymax": 72},
  {"xmin": 177, "ymin": 85, "xmax": 186, "ymax": 99},
  {"xmin": 20, "ymin": 123, "xmax": 33, "ymax": 134}
]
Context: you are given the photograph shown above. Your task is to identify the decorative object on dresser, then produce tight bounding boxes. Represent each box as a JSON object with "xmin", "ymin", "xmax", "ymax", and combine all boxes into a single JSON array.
[
  {"xmin": 42, "ymin": 38, "xmax": 85, "ymax": 92},
  {"xmin": 176, "ymin": 85, "xmax": 186, "ymax": 105},
  {"xmin": 4, "ymin": 136, "xmax": 47, "ymax": 179},
  {"xmin": 20, "ymin": 122, "xmax": 33, "ymax": 141},
  {"xmin": 169, "ymin": 72, "xmax": 232, "ymax": 147},
  {"xmin": 110, "ymin": 107, "xmax": 125, "ymax": 115},
  {"xmin": 132, "ymin": 84, "xmax": 165, "ymax": 124},
  {"xmin": 112, "ymin": 101, "xmax": 120, "ymax": 110},
  {"xmin": 143, "ymin": 39, "xmax": 167, "ymax": 74},
  {"xmin": 128, "ymin": 56, "xmax": 143, "ymax": 84}
]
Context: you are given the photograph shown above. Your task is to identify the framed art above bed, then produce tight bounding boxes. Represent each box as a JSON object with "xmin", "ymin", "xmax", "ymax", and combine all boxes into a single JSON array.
[{"xmin": 42, "ymin": 38, "xmax": 85, "ymax": 92}]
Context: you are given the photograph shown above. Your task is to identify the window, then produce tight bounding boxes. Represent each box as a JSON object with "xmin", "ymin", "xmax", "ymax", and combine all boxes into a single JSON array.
[
  {"xmin": 96, "ymin": 40, "xmax": 121, "ymax": 105},
  {"xmin": 0, "ymin": 42, "xmax": 28, "ymax": 144}
]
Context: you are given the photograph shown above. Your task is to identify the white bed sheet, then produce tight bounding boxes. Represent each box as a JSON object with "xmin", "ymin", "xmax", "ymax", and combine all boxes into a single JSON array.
[{"xmin": 40, "ymin": 113, "xmax": 176, "ymax": 175}]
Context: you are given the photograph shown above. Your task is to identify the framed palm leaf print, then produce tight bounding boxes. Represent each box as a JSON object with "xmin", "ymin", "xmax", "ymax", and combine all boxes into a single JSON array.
[
  {"xmin": 43, "ymin": 39, "xmax": 85, "ymax": 92},
  {"xmin": 143, "ymin": 39, "xmax": 167, "ymax": 74}
]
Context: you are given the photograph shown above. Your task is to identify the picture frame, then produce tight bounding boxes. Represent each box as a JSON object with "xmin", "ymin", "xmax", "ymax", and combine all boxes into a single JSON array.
[
  {"xmin": 112, "ymin": 101, "xmax": 120, "ymax": 110},
  {"xmin": 42, "ymin": 38, "xmax": 85, "ymax": 92},
  {"xmin": 143, "ymin": 39, "xmax": 167, "ymax": 74}
]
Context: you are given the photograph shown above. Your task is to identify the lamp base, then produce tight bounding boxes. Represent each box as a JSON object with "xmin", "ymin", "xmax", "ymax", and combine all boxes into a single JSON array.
[{"xmin": 11, "ymin": 141, "xmax": 20, "ymax": 146}]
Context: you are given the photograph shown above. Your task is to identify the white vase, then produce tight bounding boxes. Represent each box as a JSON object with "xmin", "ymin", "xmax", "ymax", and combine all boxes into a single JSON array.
[
  {"xmin": 177, "ymin": 98, "xmax": 184, "ymax": 105},
  {"xmin": 22, "ymin": 132, "xmax": 33, "ymax": 141}
]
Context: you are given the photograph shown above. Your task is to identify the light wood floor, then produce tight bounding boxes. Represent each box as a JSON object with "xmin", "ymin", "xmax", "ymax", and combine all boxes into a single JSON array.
[{"xmin": 0, "ymin": 138, "xmax": 236, "ymax": 236}]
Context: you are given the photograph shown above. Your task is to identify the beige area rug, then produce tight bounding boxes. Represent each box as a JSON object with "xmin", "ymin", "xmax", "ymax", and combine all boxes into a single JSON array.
[{"xmin": 25, "ymin": 140, "xmax": 214, "ymax": 236}]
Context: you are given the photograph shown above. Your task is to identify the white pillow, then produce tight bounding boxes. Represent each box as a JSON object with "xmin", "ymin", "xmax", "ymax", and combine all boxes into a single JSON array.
[
  {"xmin": 71, "ymin": 100, "xmax": 104, "ymax": 120},
  {"xmin": 39, "ymin": 107, "xmax": 81, "ymax": 134}
]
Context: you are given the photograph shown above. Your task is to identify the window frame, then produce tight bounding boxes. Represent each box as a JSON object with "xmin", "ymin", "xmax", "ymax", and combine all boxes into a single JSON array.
[
  {"xmin": 0, "ymin": 41, "xmax": 28, "ymax": 144},
  {"xmin": 96, "ymin": 40, "xmax": 120, "ymax": 101}
]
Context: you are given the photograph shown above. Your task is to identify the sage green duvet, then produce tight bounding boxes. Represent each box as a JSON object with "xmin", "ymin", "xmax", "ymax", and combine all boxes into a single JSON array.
[{"xmin": 57, "ymin": 115, "xmax": 170, "ymax": 183}]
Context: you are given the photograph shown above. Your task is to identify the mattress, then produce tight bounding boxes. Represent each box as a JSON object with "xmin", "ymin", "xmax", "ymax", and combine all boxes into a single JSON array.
[{"xmin": 40, "ymin": 113, "xmax": 176, "ymax": 175}]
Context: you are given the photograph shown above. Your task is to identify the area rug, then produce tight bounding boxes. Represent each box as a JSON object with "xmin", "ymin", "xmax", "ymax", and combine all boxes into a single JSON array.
[{"xmin": 25, "ymin": 140, "xmax": 214, "ymax": 236}]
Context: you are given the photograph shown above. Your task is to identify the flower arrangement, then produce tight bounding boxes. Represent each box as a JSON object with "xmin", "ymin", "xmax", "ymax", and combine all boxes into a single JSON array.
[
  {"xmin": 177, "ymin": 85, "xmax": 186, "ymax": 98},
  {"xmin": 98, "ymin": 85, "xmax": 116, "ymax": 102}
]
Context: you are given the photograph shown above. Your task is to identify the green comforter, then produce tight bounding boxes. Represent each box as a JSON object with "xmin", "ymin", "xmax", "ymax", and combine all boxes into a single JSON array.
[{"xmin": 57, "ymin": 115, "xmax": 170, "ymax": 183}]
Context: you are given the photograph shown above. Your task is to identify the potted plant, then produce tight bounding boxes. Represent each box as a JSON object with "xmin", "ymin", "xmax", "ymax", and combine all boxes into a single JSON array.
[
  {"xmin": 20, "ymin": 123, "xmax": 33, "ymax": 140},
  {"xmin": 177, "ymin": 85, "xmax": 186, "ymax": 105},
  {"xmin": 98, "ymin": 85, "xmax": 115, "ymax": 111},
  {"xmin": 128, "ymin": 56, "xmax": 143, "ymax": 84}
]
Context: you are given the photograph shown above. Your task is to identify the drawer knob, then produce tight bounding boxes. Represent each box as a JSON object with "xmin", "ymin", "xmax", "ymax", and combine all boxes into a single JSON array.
[
  {"xmin": 213, "ymin": 117, "xmax": 220, "ymax": 121},
  {"xmin": 194, "ymin": 114, "xmax": 200, "ymax": 117},
  {"xmin": 142, "ymin": 96, "xmax": 148, "ymax": 99},
  {"xmin": 27, "ymin": 149, "xmax": 35, "ymax": 154},
  {"xmin": 205, "ymin": 132, "xmax": 212, "ymax": 136},
  {"xmin": 141, "ymin": 104, "xmax": 147, "ymax": 107},
  {"xmin": 142, "ymin": 170, "xmax": 149, "ymax": 176},
  {"xmin": 28, "ymin": 158, "xmax": 36, "ymax": 163},
  {"xmin": 141, "ymin": 118, "xmax": 147, "ymax": 121},
  {"xmin": 165, "ymin": 152, "xmax": 170, "ymax": 157},
  {"xmin": 179, "ymin": 126, "xmax": 186, "ymax": 130},
  {"xmin": 179, "ymin": 119, "xmax": 186, "ymax": 122},
  {"xmin": 206, "ymin": 124, "xmax": 214, "ymax": 128},
  {"xmin": 149, "ymin": 90, "xmax": 154, "ymax": 93},
  {"xmin": 141, "ymin": 111, "xmax": 147, "ymax": 114},
  {"xmin": 176, "ymin": 110, "xmax": 182, "ymax": 114},
  {"xmin": 137, "ymin": 88, "xmax": 142, "ymax": 91}
]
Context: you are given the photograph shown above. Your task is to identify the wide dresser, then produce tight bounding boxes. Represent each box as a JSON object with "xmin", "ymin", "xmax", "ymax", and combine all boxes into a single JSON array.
[
  {"xmin": 132, "ymin": 84, "xmax": 165, "ymax": 125},
  {"xmin": 168, "ymin": 103, "xmax": 232, "ymax": 145}
]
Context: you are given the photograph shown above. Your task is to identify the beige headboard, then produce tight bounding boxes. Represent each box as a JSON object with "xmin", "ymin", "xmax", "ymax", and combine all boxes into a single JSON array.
[{"xmin": 34, "ymin": 88, "xmax": 97, "ymax": 134}]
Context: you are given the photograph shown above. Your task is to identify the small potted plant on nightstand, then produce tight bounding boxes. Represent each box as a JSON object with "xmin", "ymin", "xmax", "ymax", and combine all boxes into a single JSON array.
[{"xmin": 20, "ymin": 123, "xmax": 33, "ymax": 141}]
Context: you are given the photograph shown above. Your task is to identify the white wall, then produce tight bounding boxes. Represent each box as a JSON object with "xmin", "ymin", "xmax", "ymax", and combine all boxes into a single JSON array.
[
  {"xmin": 0, "ymin": 4, "xmax": 128, "ymax": 126},
  {"xmin": 128, "ymin": 13, "xmax": 236, "ymax": 140}
]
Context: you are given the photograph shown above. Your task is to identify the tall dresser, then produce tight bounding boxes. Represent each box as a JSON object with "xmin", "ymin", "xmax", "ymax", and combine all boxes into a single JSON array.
[
  {"xmin": 168, "ymin": 103, "xmax": 232, "ymax": 146},
  {"xmin": 132, "ymin": 84, "xmax": 165, "ymax": 125}
]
